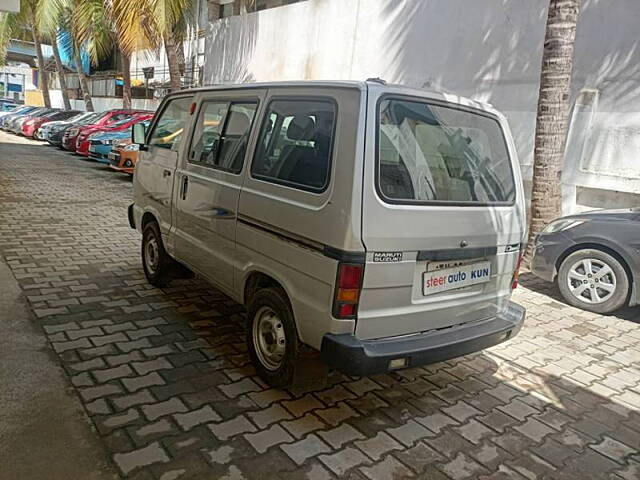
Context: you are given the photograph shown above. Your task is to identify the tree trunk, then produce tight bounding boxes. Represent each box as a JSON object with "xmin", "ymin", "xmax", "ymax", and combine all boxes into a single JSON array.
[
  {"xmin": 525, "ymin": 0, "xmax": 581, "ymax": 262},
  {"xmin": 50, "ymin": 34, "xmax": 71, "ymax": 110},
  {"xmin": 122, "ymin": 51, "xmax": 132, "ymax": 109},
  {"xmin": 164, "ymin": 33, "xmax": 182, "ymax": 92},
  {"xmin": 233, "ymin": 0, "xmax": 250, "ymax": 15},
  {"xmin": 30, "ymin": 22, "xmax": 51, "ymax": 108},
  {"xmin": 73, "ymin": 47, "xmax": 94, "ymax": 112}
]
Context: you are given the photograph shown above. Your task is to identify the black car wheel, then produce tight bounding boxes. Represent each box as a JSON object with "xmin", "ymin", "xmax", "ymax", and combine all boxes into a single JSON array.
[{"xmin": 558, "ymin": 249, "xmax": 630, "ymax": 314}]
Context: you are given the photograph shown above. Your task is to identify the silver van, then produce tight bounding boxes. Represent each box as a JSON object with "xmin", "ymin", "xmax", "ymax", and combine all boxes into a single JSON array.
[{"xmin": 129, "ymin": 80, "xmax": 526, "ymax": 387}]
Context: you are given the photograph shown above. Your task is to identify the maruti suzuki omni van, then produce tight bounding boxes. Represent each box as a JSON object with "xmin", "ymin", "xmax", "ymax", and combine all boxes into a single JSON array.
[{"xmin": 129, "ymin": 80, "xmax": 526, "ymax": 387}]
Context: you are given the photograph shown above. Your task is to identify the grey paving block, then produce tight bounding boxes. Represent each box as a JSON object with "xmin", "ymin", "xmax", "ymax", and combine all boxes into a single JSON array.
[{"xmin": 112, "ymin": 442, "xmax": 169, "ymax": 475}]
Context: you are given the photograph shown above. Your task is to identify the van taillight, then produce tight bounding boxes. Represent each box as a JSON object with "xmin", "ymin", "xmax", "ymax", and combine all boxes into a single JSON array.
[
  {"xmin": 333, "ymin": 263, "xmax": 364, "ymax": 319},
  {"xmin": 512, "ymin": 254, "xmax": 524, "ymax": 290}
]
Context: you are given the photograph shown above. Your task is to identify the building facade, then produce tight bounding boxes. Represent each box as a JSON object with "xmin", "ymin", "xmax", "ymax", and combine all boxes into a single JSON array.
[{"xmin": 200, "ymin": 0, "xmax": 640, "ymax": 214}]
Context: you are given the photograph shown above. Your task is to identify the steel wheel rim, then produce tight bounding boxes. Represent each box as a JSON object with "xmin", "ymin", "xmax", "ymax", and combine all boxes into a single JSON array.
[
  {"xmin": 567, "ymin": 258, "xmax": 617, "ymax": 304},
  {"xmin": 252, "ymin": 306, "xmax": 286, "ymax": 371},
  {"xmin": 145, "ymin": 236, "xmax": 159, "ymax": 275}
]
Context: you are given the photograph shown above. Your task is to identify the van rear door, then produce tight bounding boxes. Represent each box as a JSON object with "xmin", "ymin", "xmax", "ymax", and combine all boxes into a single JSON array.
[{"xmin": 358, "ymin": 92, "xmax": 525, "ymax": 340}]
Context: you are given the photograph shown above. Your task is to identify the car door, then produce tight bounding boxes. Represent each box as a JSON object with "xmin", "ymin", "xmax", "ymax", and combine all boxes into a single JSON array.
[
  {"xmin": 134, "ymin": 95, "xmax": 194, "ymax": 250},
  {"xmin": 173, "ymin": 89, "xmax": 263, "ymax": 292}
]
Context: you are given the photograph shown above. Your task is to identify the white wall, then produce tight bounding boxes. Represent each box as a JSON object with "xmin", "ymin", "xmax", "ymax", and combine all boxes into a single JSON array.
[
  {"xmin": 0, "ymin": 0, "xmax": 20, "ymax": 13},
  {"xmin": 203, "ymin": 0, "xmax": 640, "ymax": 213},
  {"xmin": 49, "ymin": 90, "xmax": 160, "ymax": 112},
  {"xmin": 131, "ymin": 47, "xmax": 172, "ymax": 85}
]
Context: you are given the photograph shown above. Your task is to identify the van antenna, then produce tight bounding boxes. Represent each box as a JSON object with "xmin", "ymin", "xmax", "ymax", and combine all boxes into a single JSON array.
[{"xmin": 366, "ymin": 77, "xmax": 387, "ymax": 85}]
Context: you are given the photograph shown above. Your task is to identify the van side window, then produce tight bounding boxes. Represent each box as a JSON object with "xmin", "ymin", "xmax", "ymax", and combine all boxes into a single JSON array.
[
  {"xmin": 148, "ymin": 97, "xmax": 193, "ymax": 151},
  {"xmin": 251, "ymin": 99, "xmax": 336, "ymax": 192},
  {"xmin": 188, "ymin": 101, "xmax": 258, "ymax": 173}
]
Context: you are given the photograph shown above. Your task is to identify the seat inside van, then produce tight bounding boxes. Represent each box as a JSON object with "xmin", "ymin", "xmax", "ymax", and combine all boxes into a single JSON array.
[
  {"xmin": 277, "ymin": 115, "xmax": 331, "ymax": 189},
  {"xmin": 254, "ymin": 103, "xmax": 335, "ymax": 190}
]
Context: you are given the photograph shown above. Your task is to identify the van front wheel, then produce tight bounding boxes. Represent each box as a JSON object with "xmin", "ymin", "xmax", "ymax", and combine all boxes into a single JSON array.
[
  {"xmin": 247, "ymin": 288, "xmax": 300, "ymax": 388},
  {"xmin": 142, "ymin": 221, "xmax": 175, "ymax": 287}
]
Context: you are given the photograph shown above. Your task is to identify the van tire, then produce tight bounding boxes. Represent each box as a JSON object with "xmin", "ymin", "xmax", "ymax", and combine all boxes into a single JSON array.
[
  {"xmin": 557, "ymin": 249, "xmax": 629, "ymax": 314},
  {"xmin": 246, "ymin": 288, "xmax": 300, "ymax": 388},
  {"xmin": 141, "ymin": 221, "xmax": 175, "ymax": 287}
]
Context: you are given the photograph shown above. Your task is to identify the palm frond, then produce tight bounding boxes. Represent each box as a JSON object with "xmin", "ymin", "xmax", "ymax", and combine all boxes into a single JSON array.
[
  {"xmin": 151, "ymin": 0, "xmax": 193, "ymax": 41},
  {"xmin": 0, "ymin": 14, "xmax": 12, "ymax": 65},
  {"xmin": 73, "ymin": 0, "xmax": 113, "ymax": 65},
  {"xmin": 37, "ymin": 0, "xmax": 71, "ymax": 37},
  {"xmin": 0, "ymin": 12, "xmax": 24, "ymax": 65},
  {"xmin": 111, "ymin": 0, "xmax": 157, "ymax": 54}
]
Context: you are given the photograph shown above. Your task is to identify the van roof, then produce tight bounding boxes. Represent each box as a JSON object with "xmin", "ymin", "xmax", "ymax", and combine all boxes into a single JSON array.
[{"xmin": 175, "ymin": 80, "xmax": 498, "ymax": 115}]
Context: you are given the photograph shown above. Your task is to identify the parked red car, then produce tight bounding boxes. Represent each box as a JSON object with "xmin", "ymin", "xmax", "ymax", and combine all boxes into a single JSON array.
[
  {"xmin": 61, "ymin": 109, "xmax": 149, "ymax": 152},
  {"xmin": 76, "ymin": 113, "xmax": 154, "ymax": 157},
  {"xmin": 22, "ymin": 110, "xmax": 81, "ymax": 138}
]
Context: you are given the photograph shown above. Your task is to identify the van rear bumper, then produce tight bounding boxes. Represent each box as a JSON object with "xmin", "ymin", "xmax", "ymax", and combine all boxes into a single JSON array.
[{"xmin": 320, "ymin": 302, "xmax": 525, "ymax": 376}]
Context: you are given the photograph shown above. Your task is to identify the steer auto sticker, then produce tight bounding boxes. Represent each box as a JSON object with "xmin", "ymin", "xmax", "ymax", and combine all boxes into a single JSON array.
[{"xmin": 423, "ymin": 261, "xmax": 491, "ymax": 295}]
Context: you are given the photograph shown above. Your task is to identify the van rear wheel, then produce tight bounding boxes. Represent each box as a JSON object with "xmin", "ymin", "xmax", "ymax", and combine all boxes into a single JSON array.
[
  {"xmin": 247, "ymin": 288, "xmax": 300, "ymax": 388},
  {"xmin": 142, "ymin": 221, "xmax": 175, "ymax": 287}
]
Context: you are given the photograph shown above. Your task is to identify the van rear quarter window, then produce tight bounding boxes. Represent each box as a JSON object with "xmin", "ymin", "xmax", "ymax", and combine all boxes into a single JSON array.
[
  {"xmin": 377, "ymin": 98, "xmax": 516, "ymax": 205},
  {"xmin": 251, "ymin": 99, "xmax": 336, "ymax": 192}
]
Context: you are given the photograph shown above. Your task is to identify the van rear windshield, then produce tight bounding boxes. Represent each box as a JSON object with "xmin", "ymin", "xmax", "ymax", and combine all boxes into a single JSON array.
[{"xmin": 377, "ymin": 98, "xmax": 516, "ymax": 205}]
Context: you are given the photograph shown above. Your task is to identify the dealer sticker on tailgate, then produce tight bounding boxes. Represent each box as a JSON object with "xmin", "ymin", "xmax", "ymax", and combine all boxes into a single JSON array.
[{"xmin": 423, "ymin": 261, "xmax": 491, "ymax": 295}]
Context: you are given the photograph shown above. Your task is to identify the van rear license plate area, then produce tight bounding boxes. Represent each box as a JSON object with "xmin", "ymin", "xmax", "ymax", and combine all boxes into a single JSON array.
[{"xmin": 423, "ymin": 261, "xmax": 491, "ymax": 296}]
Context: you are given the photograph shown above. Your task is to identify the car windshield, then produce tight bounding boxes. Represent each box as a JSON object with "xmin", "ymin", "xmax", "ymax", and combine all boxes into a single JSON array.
[
  {"xmin": 12, "ymin": 107, "xmax": 34, "ymax": 115},
  {"xmin": 67, "ymin": 112, "xmax": 91, "ymax": 122},
  {"xmin": 108, "ymin": 117, "xmax": 136, "ymax": 128},
  {"xmin": 377, "ymin": 98, "xmax": 516, "ymax": 205},
  {"xmin": 81, "ymin": 112, "xmax": 107, "ymax": 125},
  {"xmin": 27, "ymin": 108, "xmax": 47, "ymax": 116}
]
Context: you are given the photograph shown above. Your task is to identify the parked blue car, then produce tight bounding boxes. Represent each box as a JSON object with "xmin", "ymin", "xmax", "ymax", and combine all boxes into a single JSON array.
[
  {"xmin": 87, "ymin": 120, "xmax": 150, "ymax": 163},
  {"xmin": 0, "ymin": 100, "xmax": 18, "ymax": 112},
  {"xmin": 87, "ymin": 129, "xmax": 133, "ymax": 163}
]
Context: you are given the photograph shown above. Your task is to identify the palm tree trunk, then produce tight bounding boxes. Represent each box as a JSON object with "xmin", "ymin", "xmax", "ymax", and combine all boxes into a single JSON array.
[
  {"xmin": 525, "ymin": 0, "xmax": 581, "ymax": 261},
  {"xmin": 164, "ymin": 33, "xmax": 182, "ymax": 92},
  {"xmin": 73, "ymin": 47, "xmax": 94, "ymax": 112},
  {"xmin": 50, "ymin": 34, "xmax": 71, "ymax": 110},
  {"xmin": 121, "ymin": 51, "xmax": 132, "ymax": 109},
  {"xmin": 30, "ymin": 20, "xmax": 51, "ymax": 108}
]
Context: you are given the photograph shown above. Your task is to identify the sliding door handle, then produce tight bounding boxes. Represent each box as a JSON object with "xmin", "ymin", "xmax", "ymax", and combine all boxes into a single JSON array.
[{"xmin": 181, "ymin": 175, "xmax": 189, "ymax": 200}]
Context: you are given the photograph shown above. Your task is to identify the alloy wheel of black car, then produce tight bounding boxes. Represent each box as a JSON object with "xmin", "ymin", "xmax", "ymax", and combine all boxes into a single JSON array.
[{"xmin": 558, "ymin": 249, "xmax": 630, "ymax": 314}]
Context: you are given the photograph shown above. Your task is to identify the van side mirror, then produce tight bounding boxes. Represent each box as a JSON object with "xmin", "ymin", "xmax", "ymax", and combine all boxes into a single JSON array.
[{"xmin": 132, "ymin": 122, "xmax": 147, "ymax": 148}]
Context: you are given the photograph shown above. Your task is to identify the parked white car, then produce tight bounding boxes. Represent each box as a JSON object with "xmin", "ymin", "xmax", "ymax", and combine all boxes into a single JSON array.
[{"xmin": 129, "ymin": 80, "xmax": 527, "ymax": 387}]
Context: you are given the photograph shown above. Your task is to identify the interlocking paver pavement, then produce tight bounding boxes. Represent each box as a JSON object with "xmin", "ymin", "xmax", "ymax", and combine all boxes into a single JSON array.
[{"xmin": 1, "ymin": 132, "xmax": 639, "ymax": 479}]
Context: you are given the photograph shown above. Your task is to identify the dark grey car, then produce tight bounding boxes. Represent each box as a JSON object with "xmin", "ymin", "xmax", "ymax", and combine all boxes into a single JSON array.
[{"xmin": 530, "ymin": 208, "xmax": 640, "ymax": 313}]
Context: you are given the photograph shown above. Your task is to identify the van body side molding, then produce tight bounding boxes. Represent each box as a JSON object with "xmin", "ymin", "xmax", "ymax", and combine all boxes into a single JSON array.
[
  {"xmin": 238, "ymin": 215, "xmax": 364, "ymax": 262},
  {"xmin": 417, "ymin": 246, "xmax": 498, "ymax": 262},
  {"xmin": 323, "ymin": 246, "xmax": 366, "ymax": 263}
]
